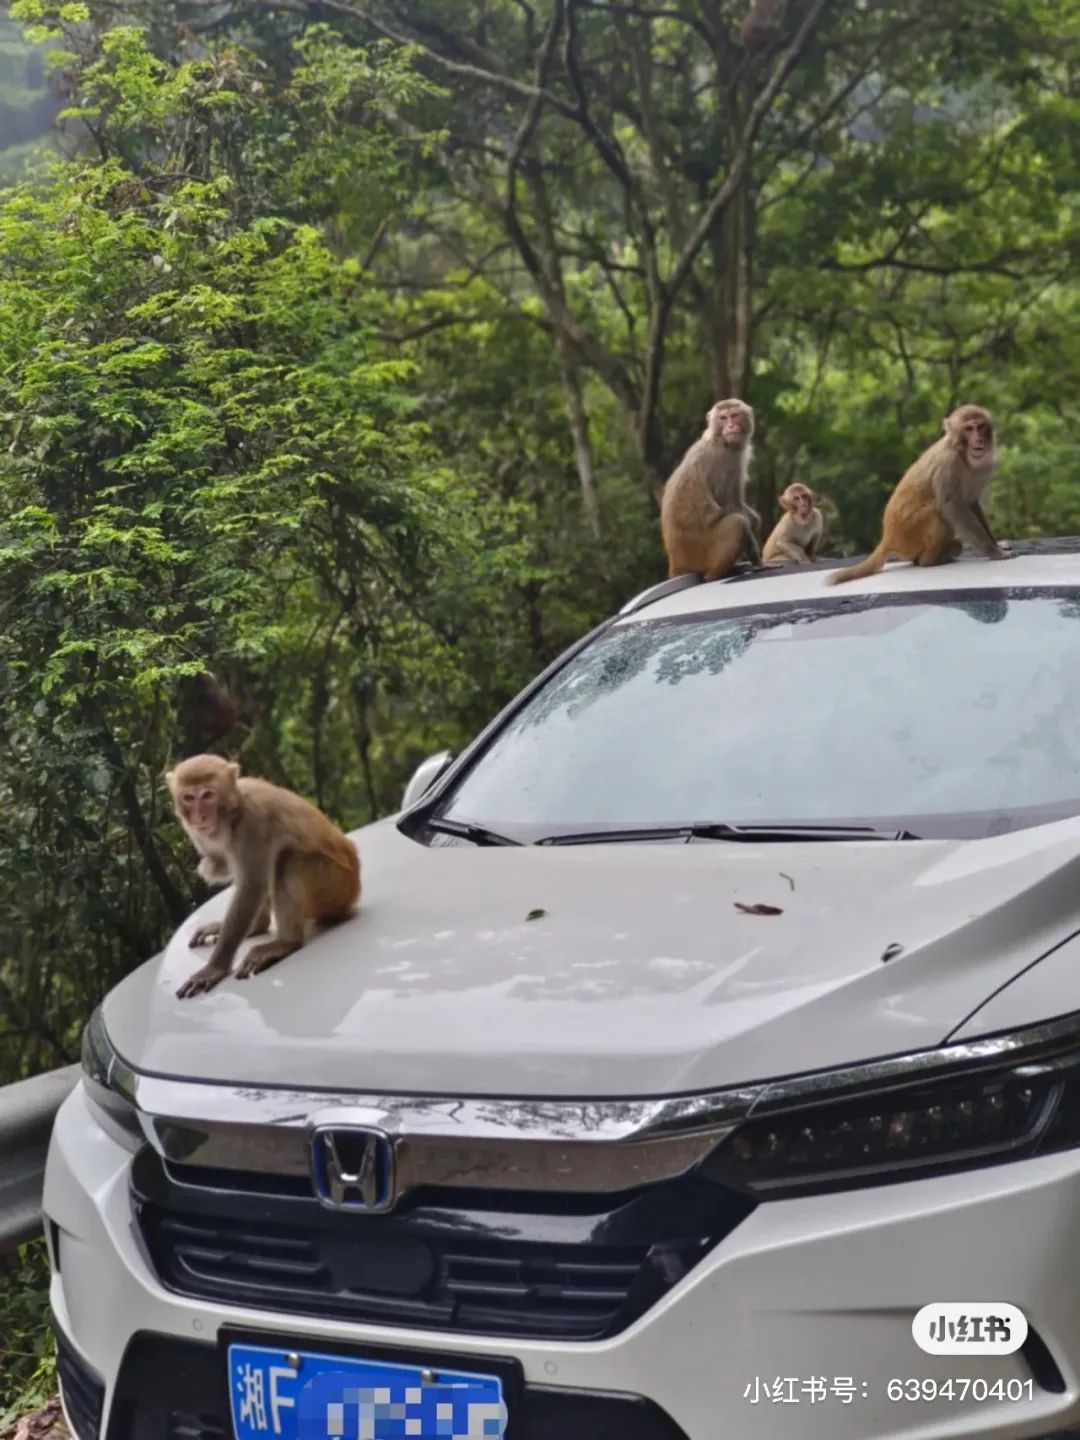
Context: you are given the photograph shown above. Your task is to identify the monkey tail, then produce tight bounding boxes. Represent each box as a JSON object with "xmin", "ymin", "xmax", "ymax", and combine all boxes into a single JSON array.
[{"xmin": 826, "ymin": 541, "xmax": 888, "ymax": 587}]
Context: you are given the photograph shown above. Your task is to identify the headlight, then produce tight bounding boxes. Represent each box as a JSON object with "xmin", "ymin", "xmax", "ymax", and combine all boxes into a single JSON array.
[
  {"xmin": 81, "ymin": 1005, "xmax": 142, "ymax": 1147},
  {"xmin": 704, "ymin": 1017, "xmax": 1080, "ymax": 1198}
]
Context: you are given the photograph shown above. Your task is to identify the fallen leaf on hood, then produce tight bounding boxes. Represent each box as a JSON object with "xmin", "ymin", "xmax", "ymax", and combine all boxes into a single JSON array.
[
  {"xmin": 734, "ymin": 902, "xmax": 783, "ymax": 916},
  {"xmin": 525, "ymin": 908, "xmax": 548, "ymax": 921}
]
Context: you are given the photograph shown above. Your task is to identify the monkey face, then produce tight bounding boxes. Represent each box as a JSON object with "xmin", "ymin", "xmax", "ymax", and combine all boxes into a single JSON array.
[
  {"xmin": 782, "ymin": 484, "xmax": 814, "ymax": 519},
  {"xmin": 166, "ymin": 756, "xmax": 240, "ymax": 838},
  {"xmin": 708, "ymin": 399, "xmax": 754, "ymax": 446},
  {"xmin": 962, "ymin": 417, "xmax": 993, "ymax": 465},
  {"xmin": 175, "ymin": 782, "xmax": 225, "ymax": 836},
  {"xmin": 946, "ymin": 406, "xmax": 995, "ymax": 467}
]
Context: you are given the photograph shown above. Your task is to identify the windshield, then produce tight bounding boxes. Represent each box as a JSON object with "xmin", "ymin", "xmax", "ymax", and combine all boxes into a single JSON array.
[{"xmin": 438, "ymin": 590, "xmax": 1080, "ymax": 842}]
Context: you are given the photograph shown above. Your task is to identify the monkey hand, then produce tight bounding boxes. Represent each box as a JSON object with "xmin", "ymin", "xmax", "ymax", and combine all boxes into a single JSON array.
[
  {"xmin": 176, "ymin": 961, "xmax": 231, "ymax": 999},
  {"xmin": 990, "ymin": 546, "xmax": 1014, "ymax": 560},
  {"xmin": 190, "ymin": 921, "xmax": 222, "ymax": 948},
  {"xmin": 236, "ymin": 939, "xmax": 301, "ymax": 980}
]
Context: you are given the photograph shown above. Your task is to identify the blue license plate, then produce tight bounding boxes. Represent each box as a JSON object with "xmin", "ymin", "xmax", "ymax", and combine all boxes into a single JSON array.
[{"xmin": 228, "ymin": 1343, "xmax": 507, "ymax": 1440}]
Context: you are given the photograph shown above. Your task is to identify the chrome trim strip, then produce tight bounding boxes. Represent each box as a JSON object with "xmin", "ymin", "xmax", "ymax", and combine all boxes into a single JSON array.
[
  {"xmin": 134, "ymin": 1079, "xmax": 758, "ymax": 1195},
  {"xmin": 129, "ymin": 1076, "xmax": 762, "ymax": 1141},
  {"xmin": 150, "ymin": 1109, "xmax": 737, "ymax": 1195},
  {"xmin": 87, "ymin": 1006, "xmax": 1080, "ymax": 1199}
]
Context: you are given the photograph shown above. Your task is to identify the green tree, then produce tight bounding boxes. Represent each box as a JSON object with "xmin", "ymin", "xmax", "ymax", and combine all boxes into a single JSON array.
[
  {"xmin": 172, "ymin": 0, "xmax": 1077, "ymax": 541},
  {"xmin": 0, "ymin": 13, "xmax": 482, "ymax": 1076}
]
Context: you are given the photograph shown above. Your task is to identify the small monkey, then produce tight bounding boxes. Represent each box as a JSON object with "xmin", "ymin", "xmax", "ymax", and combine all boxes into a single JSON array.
[
  {"xmin": 177, "ymin": 671, "xmax": 238, "ymax": 751},
  {"xmin": 762, "ymin": 483, "xmax": 824, "ymax": 564},
  {"xmin": 741, "ymin": 0, "xmax": 785, "ymax": 47},
  {"xmin": 166, "ymin": 755, "xmax": 361, "ymax": 998},
  {"xmin": 828, "ymin": 404, "xmax": 1011, "ymax": 586},
  {"xmin": 660, "ymin": 398, "xmax": 761, "ymax": 582}
]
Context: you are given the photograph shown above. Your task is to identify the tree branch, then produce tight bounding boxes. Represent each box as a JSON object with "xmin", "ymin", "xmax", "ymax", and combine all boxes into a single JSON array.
[
  {"xmin": 666, "ymin": 0, "xmax": 829, "ymax": 306},
  {"xmin": 359, "ymin": 213, "xmax": 394, "ymax": 272},
  {"xmin": 564, "ymin": 0, "xmax": 664, "ymax": 373},
  {"xmin": 379, "ymin": 312, "xmax": 489, "ymax": 343},
  {"xmin": 637, "ymin": 0, "xmax": 829, "ymax": 473},
  {"xmin": 562, "ymin": 0, "xmax": 645, "ymax": 203},
  {"xmin": 269, "ymin": 0, "xmax": 585, "ymax": 120},
  {"xmin": 822, "ymin": 255, "xmax": 1031, "ymax": 280},
  {"xmin": 580, "ymin": 0, "xmax": 716, "ymax": 50},
  {"xmin": 504, "ymin": 0, "xmax": 565, "ymax": 213},
  {"xmin": 100, "ymin": 732, "xmax": 188, "ymax": 927},
  {"xmin": 389, "ymin": 109, "xmax": 641, "ymax": 413}
]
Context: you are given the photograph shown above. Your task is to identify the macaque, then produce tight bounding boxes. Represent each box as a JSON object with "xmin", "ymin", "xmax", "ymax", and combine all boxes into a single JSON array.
[
  {"xmin": 177, "ymin": 671, "xmax": 238, "ymax": 752},
  {"xmin": 166, "ymin": 755, "xmax": 361, "ymax": 999},
  {"xmin": 660, "ymin": 398, "xmax": 761, "ymax": 582},
  {"xmin": 741, "ymin": 0, "xmax": 785, "ymax": 47},
  {"xmin": 828, "ymin": 405, "xmax": 1011, "ymax": 586},
  {"xmin": 762, "ymin": 483, "xmax": 824, "ymax": 564}
]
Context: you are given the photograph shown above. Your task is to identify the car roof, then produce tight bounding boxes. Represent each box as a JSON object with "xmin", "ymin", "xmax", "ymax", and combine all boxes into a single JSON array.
[{"xmin": 618, "ymin": 537, "xmax": 1080, "ymax": 624}]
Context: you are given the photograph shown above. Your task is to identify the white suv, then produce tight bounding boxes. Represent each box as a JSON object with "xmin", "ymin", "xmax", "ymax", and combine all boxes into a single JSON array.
[{"xmin": 44, "ymin": 545, "xmax": 1080, "ymax": 1440}]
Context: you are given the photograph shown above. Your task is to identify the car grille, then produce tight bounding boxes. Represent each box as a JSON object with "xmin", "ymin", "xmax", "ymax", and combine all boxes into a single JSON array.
[
  {"xmin": 54, "ymin": 1323, "xmax": 105, "ymax": 1440},
  {"xmin": 167, "ymin": 1414, "xmax": 227, "ymax": 1440},
  {"xmin": 144, "ymin": 1207, "xmax": 652, "ymax": 1338},
  {"xmin": 131, "ymin": 1146, "xmax": 752, "ymax": 1342}
]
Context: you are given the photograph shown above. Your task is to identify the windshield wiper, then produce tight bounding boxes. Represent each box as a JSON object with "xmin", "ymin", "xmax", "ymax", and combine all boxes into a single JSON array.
[
  {"xmin": 426, "ymin": 817, "xmax": 522, "ymax": 847},
  {"xmin": 538, "ymin": 822, "xmax": 922, "ymax": 846}
]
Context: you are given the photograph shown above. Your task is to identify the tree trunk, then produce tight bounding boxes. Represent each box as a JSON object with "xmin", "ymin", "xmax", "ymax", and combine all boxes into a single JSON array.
[
  {"xmin": 709, "ymin": 177, "xmax": 755, "ymax": 399},
  {"xmin": 556, "ymin": 342, "xmax": 602, "ymax": 538},
  {"xmin": 526, "ymin": 157, "xmax": 604, "ymax": 537}
]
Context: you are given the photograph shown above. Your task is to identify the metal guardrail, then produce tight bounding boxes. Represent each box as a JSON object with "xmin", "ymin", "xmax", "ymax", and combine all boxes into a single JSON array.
[{"xmin": 0, "ymin": 1063, "xmax": 80, "ymax": 1253}]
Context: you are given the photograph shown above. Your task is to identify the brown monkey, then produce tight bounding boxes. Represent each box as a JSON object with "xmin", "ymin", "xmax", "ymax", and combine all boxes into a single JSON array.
[
  {"xmin": 177, "ymin": 671, "xmax": 238, "ymax": 752},
  {"xmin": 762, "ymin": 483, "xmax": 824, "ymax": 564},
  {"xmin": 828, "ymin": 405, "xmax": 1011, "ymax": 586},
  {"xmin": 166, "ymin": 755, "xmax": 360, "ymax": 998},
  {"xmin": 741, "ymin": 0, "xmax": 785, "ymax": 47},
  {"xmin": 660, "ymin": 398, "xmax": 761, "ymax": 582}
]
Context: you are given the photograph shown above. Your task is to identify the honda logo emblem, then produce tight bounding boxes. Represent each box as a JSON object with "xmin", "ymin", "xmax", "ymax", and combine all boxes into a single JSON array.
[{"xmin": 309, "ymin": 1126, "xmax": 397, "ymax": 1213}]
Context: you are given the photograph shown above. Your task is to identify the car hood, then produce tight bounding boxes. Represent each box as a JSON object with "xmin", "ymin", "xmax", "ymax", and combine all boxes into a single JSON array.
[{"xmin": 104, "ymin": 815, "xmax": 1080, "ymax": 1098}]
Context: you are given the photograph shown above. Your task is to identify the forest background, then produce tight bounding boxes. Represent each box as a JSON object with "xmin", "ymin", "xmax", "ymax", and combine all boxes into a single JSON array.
[{"xmin": 0, "ymin": 0, "xmax": 1077, "ymax": 1411}]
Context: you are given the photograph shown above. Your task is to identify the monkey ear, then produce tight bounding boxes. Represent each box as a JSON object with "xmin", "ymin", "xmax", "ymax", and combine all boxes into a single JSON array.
[
  {"xmin": 164, "ymin": 768, "xmax": 175, "ymax": 787},
  {"xmin": 227, "ymin": 761, "xmax": 241, "ymax": 780}
]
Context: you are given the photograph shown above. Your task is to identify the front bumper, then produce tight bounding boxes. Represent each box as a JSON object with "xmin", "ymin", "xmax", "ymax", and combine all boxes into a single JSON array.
[{"xmin": 46, "ymin": 1080, "xmax": 1080, "ymax": 1440}]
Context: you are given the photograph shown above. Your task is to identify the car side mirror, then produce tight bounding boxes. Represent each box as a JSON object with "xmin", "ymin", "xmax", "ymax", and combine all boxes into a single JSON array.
[{"xmin": 401, "ymin": 750, "xmax": 454, "ymax": 813}]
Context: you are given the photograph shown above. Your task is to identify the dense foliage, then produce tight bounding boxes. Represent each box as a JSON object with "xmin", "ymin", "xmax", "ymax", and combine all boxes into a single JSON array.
[
  {"xmin": 0, "ymin": 0, "xmax": 1076, "ymax": 1407},
  {"xmin": 0, "ymin": 0, "xmax": 1073, "ymax": 1060},
  {"xmin": 0, "ymin": 1240, "xmax": 52, "ymax": 1424},
  {"xmin": 0, "ymin": 0, "xmax": 1075, "ymax": 1076}
]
